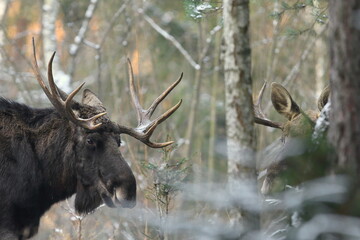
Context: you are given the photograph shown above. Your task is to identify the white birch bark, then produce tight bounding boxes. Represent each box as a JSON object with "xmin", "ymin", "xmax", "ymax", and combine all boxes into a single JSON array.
[
  {"xmin": 0, "ymin": 0, "xmax": 8, "ymax": 63},
  {"xmin": 42, "ymin": 0, "xmax": 71, "ymax": 92}
]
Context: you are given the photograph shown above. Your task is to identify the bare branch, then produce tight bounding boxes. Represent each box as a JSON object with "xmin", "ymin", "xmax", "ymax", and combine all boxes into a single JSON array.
[
  {"xmin": 141, "ymin": 12, "xmax": 200, "ymax": 70},
  {"xmin": 99, "ymin": 0, "xmax": 130, "ymax": 48},
  {"xmin": 283, "ymin": 24, "xmax": 328, "ymax": 87},
  {"xmin": 68, "ymin": 0, "xmax": 100, "ymax": 81}
]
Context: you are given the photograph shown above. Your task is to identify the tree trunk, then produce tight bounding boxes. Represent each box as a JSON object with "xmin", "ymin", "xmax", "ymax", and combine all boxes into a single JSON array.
[
  {"xmin": 0, "ymin": 0, "xmax": 9, "ymax": 64},
  {"xmin": 208, "ymin": 34, "xmax": 221, "ymax": 180},
  {"xmin": 184, "ymin": 22, "xmax": 204, "ymax": 159},
  {"xmin": 223, "ymin": 0, "xmax": 259, "ymax": 235},
  {"xmin": 42, "ymin": 0, "xmax": 71, "ymax": 92},
  {"xmin": 328, "ymin": 0, "xmax": 360, "ymax": 173}
]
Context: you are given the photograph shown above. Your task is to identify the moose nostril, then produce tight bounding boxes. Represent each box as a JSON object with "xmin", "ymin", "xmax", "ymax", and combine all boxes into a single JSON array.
[{"xmin": 113, "ymin": 187, "xmax": 136, "ymax": 208}]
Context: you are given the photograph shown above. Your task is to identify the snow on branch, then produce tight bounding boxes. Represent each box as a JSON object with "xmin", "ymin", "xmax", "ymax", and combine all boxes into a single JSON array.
[{"xmin": 312, "ymin": 101, "xmax": 331, "ymax": 144}]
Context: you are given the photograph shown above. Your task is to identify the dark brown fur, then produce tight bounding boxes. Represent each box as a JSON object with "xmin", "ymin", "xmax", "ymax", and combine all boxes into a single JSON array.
[{"xmin": 0, "ymin": 91, "xmax": 136, "ymax": 239}]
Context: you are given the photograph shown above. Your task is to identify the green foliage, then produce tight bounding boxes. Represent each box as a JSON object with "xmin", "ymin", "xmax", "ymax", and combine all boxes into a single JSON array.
[
  {"xmin": 284, "ymin": 27, "xmax": 302, "ymax": 38},
  {"xmin": 270, "ymin": 11, "xmax": 283, "ymax": 20},
  {"xmin": 305, "ymin": 0, "xmax": 314, "ymax": 6},
  {"xmin": 140, "ymin": 144, "xmax": 190, "ymax": 239},
  {"xmin": 270, "ymin": 0, "xmax": 328, "ymax": 39},
  {"xmin": 141, "ymin": 144, "xmax": 190, "ymax": 204},
  {"xmin": 312, "ymin": 8, "xmax": 328, "ymax": 24},
  {"xmin": 271, "ymin": 1, "xmax": 310, "ymax": 22},
  {"xmin": 280, "ymin": 1, "xmax": 306, "ymax": 10}
]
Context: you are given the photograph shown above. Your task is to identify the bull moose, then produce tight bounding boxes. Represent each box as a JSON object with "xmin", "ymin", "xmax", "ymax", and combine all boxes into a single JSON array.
[
  {"xmin": 254, "ymin": 81, "xmax": 330, "ymax": 194},
  {"xmin": 0, "ymin": 40, "xmax": 182, "ymax": 239},
  {"xmin": 253, "ymin": 81, "xmax": 330, "ymax": 238}
]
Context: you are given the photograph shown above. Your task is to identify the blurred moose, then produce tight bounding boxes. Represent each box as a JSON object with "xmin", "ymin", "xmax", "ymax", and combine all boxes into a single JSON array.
[
  {"xmin": 254, "ymin": 82, "xmax": 330, "ymax": 238},
  {"xmin": 254, "ymin": 82, "xmax": 330, "ymax": 194},
  {"xmin": 0, "ymin": 40, "xmax": 182, "ymax": 239}
]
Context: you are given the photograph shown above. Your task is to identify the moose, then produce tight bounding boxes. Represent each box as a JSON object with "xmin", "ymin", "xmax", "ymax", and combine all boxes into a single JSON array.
[
  {"xmin": 254, "ymin": 81, "xmax": 330, "ymax": 194},
  {"xmin": 253, "ymin": 81, "xmax": 330, "ymax": 238},
  {"xmin": 0, "ymin": 41, "xmax": 182, "ymax": 239}
]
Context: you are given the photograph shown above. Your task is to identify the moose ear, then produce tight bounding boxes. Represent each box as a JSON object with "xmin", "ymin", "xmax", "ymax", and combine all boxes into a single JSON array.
[
  {"xmin": 82, "ymin": 89, "xmax": 105, "ymax": 108},
  {"xmin": 317, "ymin": 85, "xmax": 330, "ymax": 111},
  {"xmin": 271, "ymin": 82, "xmax": 301, "ymax": 120}
]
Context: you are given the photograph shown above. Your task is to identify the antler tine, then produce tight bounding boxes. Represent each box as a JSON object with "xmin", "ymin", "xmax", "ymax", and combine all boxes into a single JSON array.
[
  {"xmin": 254, "ymin": 81, "xmax": 267, "ymax": 119},
  {"xmin": 115, "ymin": 122, "xmax": 175, "ymax": 148},
  {"xmin": 151, "ymin": 99, "xmax": 182, "ymax": 128},
  {"xmin": 127, "ymin": 59, "xmax": 143, "ymax": 124},
  {"xmin": 134, "ymin": 99, "xmax": 182, "ymax": 148},
  {"xmin": 147, "ymin": 73, "xmax": 183, "ymax": 119},
  {"xmin": 116, "ymin": 59, "xmax": 183, "ymax": 148},
  {"xmin": 32, "ymin": 38, "xmax": 52, "ymax": 101},
  {"xmin": 254, "ymin": 81, "xmax": 283, "ymax": 129},
  {"xmin": 32, "ymin": 38, "xmax": 106, "ymax": 130}
]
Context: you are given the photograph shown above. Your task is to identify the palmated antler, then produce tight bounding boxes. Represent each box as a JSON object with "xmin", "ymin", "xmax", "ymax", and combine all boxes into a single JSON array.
[
  {"xmin": 32, "ymin": 38, "xmax": 106, "ymax": 130},
  {"xmin": 114, "ymin": 59, "xmax": 183, "ymax": 148},
  {"xmin": 254, "ymin": 81, "xmax": 283, "ymax": 129}
]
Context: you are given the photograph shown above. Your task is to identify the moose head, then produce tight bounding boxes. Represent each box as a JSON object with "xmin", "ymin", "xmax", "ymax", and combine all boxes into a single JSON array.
[
  {"xmin": 254, "ymin": 82, "xmax": 330, "ymax": 139},
  {"xmin": 31, "ymin": 40, "xmax": 182, "ymax": 213},
  {"xmin": 254, "ymin": 82, "xmax": 330, "ymax": 194}
]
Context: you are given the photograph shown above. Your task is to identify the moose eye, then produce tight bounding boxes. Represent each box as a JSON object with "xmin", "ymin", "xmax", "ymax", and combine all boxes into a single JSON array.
[{"xmin": 86, "ymin": 138, "xmax": 95, "ymax": 146}]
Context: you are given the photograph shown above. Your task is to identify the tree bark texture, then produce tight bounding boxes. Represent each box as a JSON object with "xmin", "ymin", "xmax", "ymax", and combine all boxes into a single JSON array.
[
  {"xmin": 329, "ymin": 0, "xmax": 360, "ymax": 173},
  {"xmin": 223, "ymin": 0, "xmax": 259, "ymax": 234}
]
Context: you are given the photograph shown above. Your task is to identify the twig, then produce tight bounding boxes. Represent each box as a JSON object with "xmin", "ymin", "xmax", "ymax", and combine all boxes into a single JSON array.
[
  {"xmin": 69, "ymin": 0, "xmax": 99, "ymax": 56},
  {"xmin": 99, "ymin": 0, "xmax": 130, "ymax": 48},
  {"xmin": 0, "ymin": 26, "xmax": 37, "ymax": 103},
  {"xmin": 141, "ymin": 11, "xmax": 200, "ymax": 70},
  {"xmin": 61, "ymin": 200, "xmax": 85, "ymax": 240},
  {"xmin": 68, "ymin": 0, "xmax": 100, "ymax": 81},
  {"xmin": 82, "ymin": 0, "xmax": 130, "ymax": 97},
  {"xmin": 83, "ymin": 0, "xmax": 130, "ymax": 50},
  {"xmin": 282, "ymin": 24, "xmax": 328, "ymax": 87}
]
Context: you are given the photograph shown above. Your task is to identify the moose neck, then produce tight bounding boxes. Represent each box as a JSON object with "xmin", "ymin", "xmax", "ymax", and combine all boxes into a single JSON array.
[{"xmin": 32, "ymin": 109, "xmax": 79, "ymax": 207}]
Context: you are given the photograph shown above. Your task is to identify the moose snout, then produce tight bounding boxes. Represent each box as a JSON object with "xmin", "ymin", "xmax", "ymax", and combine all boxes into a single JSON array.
[
  {"xmin": 100, "ymin": 182, "xmax": 136, "ymax": 209},
  {"xmin": 113, "ymin": 187, "xmax": 136, "ymax": 208},
  {"xmin": 104, "ymin": 171, "xmax": 137, "ymax": 208}
]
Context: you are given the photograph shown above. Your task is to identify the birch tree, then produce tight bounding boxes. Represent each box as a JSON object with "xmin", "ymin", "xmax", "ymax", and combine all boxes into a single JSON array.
[
  {"xmin": 0, "ymin": 0, "xmax": 8, "ymax": 64},
  {"xmin": 223, "ymin": 0, "xmax": 259, "ymax": 235},
  {"xmin": 42, "ymin": 0, "xmax": 71, "ymax": 92}
]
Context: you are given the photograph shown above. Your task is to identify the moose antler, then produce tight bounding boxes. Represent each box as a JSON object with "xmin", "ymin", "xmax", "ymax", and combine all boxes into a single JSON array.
[
  {"xmin": 114, "ymin": 59, "xmax": 183, "ymax": 148},
  {"xmin": 254, "ymin": 81, "xmax": 283, "ymax": 129},
  {"xmin": 32, "ymin": 38, "xmax": 106, "ymax": 130}
]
